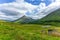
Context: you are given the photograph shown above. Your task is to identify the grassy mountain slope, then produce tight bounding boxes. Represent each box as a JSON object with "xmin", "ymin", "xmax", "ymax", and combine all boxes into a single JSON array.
[{"xmin": 40, "ymin": 9, "xmax": 60, "ymax": 21}]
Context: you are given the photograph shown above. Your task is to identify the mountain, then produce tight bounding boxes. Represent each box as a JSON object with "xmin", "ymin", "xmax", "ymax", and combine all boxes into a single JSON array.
[
  {"xmin": 1, "ymin": 7, "xmax": 60, "ymax": 25},
  {"xmin": 14, "ymin": 9, "xmax": 60, "ymax": 25},
  {"xmin": 14, "ymin": 16, "xmax": 36, "ymax": 24},
  {"xmin": 1, "ymin": 8, "xmax": 60, "ymax": 24},
  {"xmin": 26, "ymin": 9, "xmax": 60, "ymax": 25}
]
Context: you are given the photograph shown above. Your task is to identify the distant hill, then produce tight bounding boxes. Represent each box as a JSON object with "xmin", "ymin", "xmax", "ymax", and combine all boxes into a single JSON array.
[{"xmin": 14, "ymin": 16, "xmax": 36, "ymax": 24}]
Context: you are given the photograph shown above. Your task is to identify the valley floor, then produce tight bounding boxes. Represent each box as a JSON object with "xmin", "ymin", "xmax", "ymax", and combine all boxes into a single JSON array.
[{"xmin": 0, "ymin": 21, "xmax": 60, "ymax": 40}]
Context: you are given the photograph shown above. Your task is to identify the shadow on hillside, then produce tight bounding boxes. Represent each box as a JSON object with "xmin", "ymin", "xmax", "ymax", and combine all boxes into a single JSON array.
[{"xmin": 21, "ymin": 20, "xmax": 60, "ymax": 27}]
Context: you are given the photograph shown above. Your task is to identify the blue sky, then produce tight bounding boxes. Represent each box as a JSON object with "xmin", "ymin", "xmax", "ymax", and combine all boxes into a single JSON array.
[
  {"xmin": 0, "ymin": 0, "xmax": 15, "ymax": 4},
  {"xmin": 0, "ymin": 0, "xmax": 55, "ymax": 6},
  {"xmin": 24, "ymin": 0, "xmax": 54, "ymax": 6}
]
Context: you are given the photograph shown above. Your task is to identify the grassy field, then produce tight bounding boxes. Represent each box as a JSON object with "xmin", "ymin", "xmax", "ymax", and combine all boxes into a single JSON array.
[{"xmin": 0, "ymin": 21, "xmax": 60, "ymax": 40}]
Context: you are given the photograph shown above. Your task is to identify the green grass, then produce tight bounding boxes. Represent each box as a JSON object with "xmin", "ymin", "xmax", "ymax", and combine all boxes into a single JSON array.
[{"xmin": 0, "ymin": 21, "xmax": 60, "ymax": 40}]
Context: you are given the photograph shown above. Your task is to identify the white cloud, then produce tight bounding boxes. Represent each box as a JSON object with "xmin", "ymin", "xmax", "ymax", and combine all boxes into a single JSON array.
[{"xmin": 0, "ymin": 0, "xmax": 60, "ymax": 21}]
